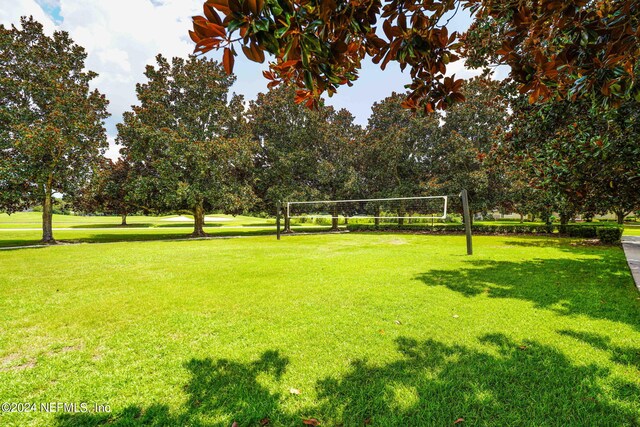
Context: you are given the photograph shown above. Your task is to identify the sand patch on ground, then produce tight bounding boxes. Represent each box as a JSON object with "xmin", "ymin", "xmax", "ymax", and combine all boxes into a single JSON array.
[
  {"xmin": 205, "ymin": 216, "xmax": 233, "ymax": 222},
  {"xmin": 161, "ymin": 216, "xmax": 232, "ymax": 222},
  {"xmin": 161, "ymin": 215, "xmax": 192, "ymax": 222},
  {"xmin": 0, "ymin": 353, "xmax": 36, "ymax": 371}
]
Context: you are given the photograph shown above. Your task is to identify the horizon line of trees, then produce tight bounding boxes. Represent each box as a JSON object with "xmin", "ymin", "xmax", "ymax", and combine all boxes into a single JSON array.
[
  {"xmin": 78, "ymin": 74, "xmax": 639, "ymax": 235},
  {"xmin": 2, "ymin": 17, "xmax": 639, "ymax": 243}
]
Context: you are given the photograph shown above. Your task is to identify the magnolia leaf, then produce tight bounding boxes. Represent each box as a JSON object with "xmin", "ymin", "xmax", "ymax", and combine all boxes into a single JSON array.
[{"xmin": 223, "ymin": 47, "xmax": 234, "ymax": 74}]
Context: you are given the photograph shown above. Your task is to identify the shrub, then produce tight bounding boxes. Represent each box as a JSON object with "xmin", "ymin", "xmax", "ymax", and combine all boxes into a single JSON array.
[
  {"xmin": 346, "ymin": 223, "xmax": 624, "ymax": 241},
  {"xmin": 597, "ymin": 227, "xmax": 623, "ymax": 244},
  {"xmin": 565, "ymin": 225, "xmax": 597, "ymax": 238}
]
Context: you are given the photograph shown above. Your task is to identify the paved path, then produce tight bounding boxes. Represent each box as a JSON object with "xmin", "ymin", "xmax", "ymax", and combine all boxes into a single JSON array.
[{"xmin": 622, "ymin": 236, "xmax": 640, "ymax": 292}]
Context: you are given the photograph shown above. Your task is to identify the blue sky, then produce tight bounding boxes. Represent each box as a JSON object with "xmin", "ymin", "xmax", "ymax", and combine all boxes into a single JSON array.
[
  {"xmin": 35, "ymin": 0, "xmax": 62, "ymax": 22},
  {"xmin": 1, "ymin": 1, "xmax": 502, "ymax": 158}
]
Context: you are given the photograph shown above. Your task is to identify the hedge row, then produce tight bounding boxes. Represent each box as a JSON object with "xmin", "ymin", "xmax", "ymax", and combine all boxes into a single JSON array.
[{"xmin": 346, "ymin": 223, "xmax": 623, "ymax": 243}]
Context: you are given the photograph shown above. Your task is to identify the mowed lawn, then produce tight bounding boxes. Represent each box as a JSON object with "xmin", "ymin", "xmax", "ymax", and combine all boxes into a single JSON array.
[
  {"xmin": 0, "ymin": 234, "xmax": 639, "ymax": 426},
  {"xmin": 0, "ymin": 212, "xmax": 279, "ymax": 248},
  {"xmin": 624, "ymin": 225, "xmax": 640, "ymax": 236},
  {"xmin": 0, "ymin": 213, "xmax": 338, "ymax": 248}
]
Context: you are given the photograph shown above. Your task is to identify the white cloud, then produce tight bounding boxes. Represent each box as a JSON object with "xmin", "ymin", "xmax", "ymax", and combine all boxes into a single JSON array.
[
  {"xmin": 2, "ymin": 0, "xmax": 208, "ymax": 159},
  {"xmin": 0, "ymin": 0, "xmax": 56, "ymax": 32},
  {"xmin": 53, "ymin": 0, "xmax": 204, "ymax": 158},
  {"xmin": 2, "ymin": 1, "xmax": 505, "ymax": 158},
  {"xmin": 104, "ymin": 135, "xmax": 120, "ymax": 160}
]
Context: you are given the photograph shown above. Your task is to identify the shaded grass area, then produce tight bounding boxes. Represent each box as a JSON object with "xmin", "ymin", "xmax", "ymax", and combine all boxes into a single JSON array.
[
  {"xmin": 0, "ymin": 212, "xmax": 273, "ymax": 229},
  {"xmin": 0, "ymin": 235, "xmax": 639, "ymax": 426},
  {"xmin": 0, "ymin": 227, "xmax": 337, "ymax": 249},
  {"xmin": 0, "ymin": 212, "xmax": 310, "ymax": 248}
]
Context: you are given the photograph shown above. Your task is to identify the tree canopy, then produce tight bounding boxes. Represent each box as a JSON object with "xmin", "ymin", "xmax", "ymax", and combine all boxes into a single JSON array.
[
  {"xmin": 501, "ymin": 93, "xmax": 640, "ymax": 224},
  {"xmin": 191, "ymin": 0, "xmax": 639, "ymax": 113},
  {"xmin": 118, "ymin": 55, "xmax": 256, "ymax": 236},
  {"xmin": 248, "ymin": 85, "xmax": 361, "ymax": 228},
  {"xmin": 0, "ymin": 17, "xmax": 109, "ymax": 243},
  {"xmin": 73, "ymin": 157, "xmax": 134, "ymax": 225}
]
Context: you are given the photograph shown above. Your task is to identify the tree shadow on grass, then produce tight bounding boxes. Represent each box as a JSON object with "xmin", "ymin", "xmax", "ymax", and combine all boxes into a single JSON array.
[
  {"xmin": 55, "ymin": 336, "xmax": 640, "ymax": 426},
  {"xmin": 59, "ymin": 229, "xmax": 275, "ymax": 245},
  {"xmin": 415, "ymin": 254, "xmax": 640, "ymax": 330},
  {"xmin": 68, "ymin": 223, "xmax": 157, "ymax": 229},
  {"xmin": 68, "ymin": 223, "xmax": 228, "ymax": 229},
  {"xmin": 55, "ymin": 350, "xmax": 292, "ymax": 426},
  {"xmin": 558, "ymin": 329, "xmax": 640, "ymax": 369},
  {"xmin": 310, "ymin": 334, "xmax": 639, "ymax": 426}
]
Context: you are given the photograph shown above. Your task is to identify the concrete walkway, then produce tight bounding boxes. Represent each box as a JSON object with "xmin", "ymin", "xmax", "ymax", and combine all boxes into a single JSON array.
[{"xmin": 622, "ymin": 236, "xmax": 640, "ymax": 292}]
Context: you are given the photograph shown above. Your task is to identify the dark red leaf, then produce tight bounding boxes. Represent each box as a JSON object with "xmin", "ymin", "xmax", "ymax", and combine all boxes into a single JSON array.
[{"xmin": 223, "ymin": 47, "xmax": 234, "ymax": 74}]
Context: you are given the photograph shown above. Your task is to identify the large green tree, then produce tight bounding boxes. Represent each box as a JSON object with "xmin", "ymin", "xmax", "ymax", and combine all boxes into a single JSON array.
[
  {"xmin": 357, "ymin": 77, "xmax": 508, "ymax": 221},
  {"xmin": 118, "ymin": 55, "xmax": 256, "ymax": 237},
  {"xmin": 190, "ymin": 0, "xmax": 638, "ymax": 112},
  {"xmin": 430, "ymin": 77, "xmax": 510, "ymax": 215},
  {"xmin": 248, "ymin": 86, "xmax": 360, "ymax": 230},
  {"xmin": 0, "ymin": 17, "xmax": 109, "ymax": 243},
  {"xmin": 361, "ymin": 92, "xmax": 439, "ymax": 199},
  {"xmin": 357, "ymin": 92, "xmax": 441, "ymax": 225},
  {"xmin": 501, "ymin": 95, "xmax": 640, "ymax": 224},
  {"xmin": 73, "ymin": 157, "xmax": 134, "ymax": 225},
  {"xmin": 249, "ymin": 85, "xmax": 328, "ymax": 210}
]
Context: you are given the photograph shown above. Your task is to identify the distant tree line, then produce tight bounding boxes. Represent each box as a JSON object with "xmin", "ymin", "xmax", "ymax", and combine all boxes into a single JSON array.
[
  {"xmin": 82, "ymin": 70, "xmax": 640, "ymax": 236},
  {"xmin": 2, "ymin": 17, "xmax": 638, "ymax": 243}
]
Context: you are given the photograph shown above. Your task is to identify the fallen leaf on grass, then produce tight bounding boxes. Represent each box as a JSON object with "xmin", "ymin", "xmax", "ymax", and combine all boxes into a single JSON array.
[
  {"xmin": 452, "ymin": 314, "xmax": 459, "ymax": 318},
  {"xmin": 303, "ymin": 418, "xmax": 320, "ymax": 426},
  {"xmin": 454, "ymin": 418, "xmax": 464, "ymax": 424},
  {"xmin": 289, "ymin": 388, "xmax": 301, "ymax": 395},
  {"xmin": 394, "ymin": 320, "xmax": 402, "ymax": 325},
  {"xmin": 260, "ymin": 418, "xmax": 270, "ymax": 426},
  {"xmin": 364, "ymin": 417, "xmax": 372, "ymax": 424},
  {"xmin": 379, "ymin": 329, "xmax": 385, "ymax": 334},
  {"xmin": 231, "ymin": 422, "xmax": 238, "ymax": 427},
  {"xmin": 518, "ymin": 345, "xmax": 528, "ymax": 350}
]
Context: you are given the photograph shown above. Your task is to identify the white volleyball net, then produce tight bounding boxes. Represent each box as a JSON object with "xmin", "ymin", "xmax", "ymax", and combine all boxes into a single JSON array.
[{"xmin": 285, "ymin": 196, "xmax": 449, "ymax": 226}]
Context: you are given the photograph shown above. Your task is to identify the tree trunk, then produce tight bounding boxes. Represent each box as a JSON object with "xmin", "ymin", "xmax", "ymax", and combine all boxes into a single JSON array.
[
  {"xmin": 616, "ymin": 210, "xmax": 626, "ymax": 225},
  {"xmin": 519, "ymin": 213, "xmax": 524, "ymax": 223},
  {"xmin": 398, "ymin": 204, "xmax": 406, "ymax": 226},
  {"xmin": 191, "ymin": 202, "xmax": 207, "ymax": 237},
  {"xmin": 374, "ymin": 206, "xmax": 380, "ymax": 226},
  {"xmin": 41, "ymin": 183, "xmax": 55, "ymax": 244},
  {"xmin": 560, "ymin": 212, "xmax": 570, "ymax": 226},
  {"xmin": 331, "ymin": 205, "xmax": 339, "ymax": 231},
  {"xmin": 120, "ymin": 213, "xmax": 127, "ymax": 226}
]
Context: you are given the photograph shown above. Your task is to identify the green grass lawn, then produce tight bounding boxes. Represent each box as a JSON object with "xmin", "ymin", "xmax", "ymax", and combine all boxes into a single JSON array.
[
  {"xmin": 624, "ymin": 224, "xmax": 640, "ymax": 236},
  {"xmin": 0, "ymin": 212, "xmax": 273, "ymax": 229},
  {"xmin": 0, "ymin": 212, "xmax": 288, "ymax": 248},
  {"xmin": 0, "ymin": 233, "xmax": 639, "ymax": 426},
  {"xmin": 2, "ymin": 212, "xmax": 637, "ymax": 247}
]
